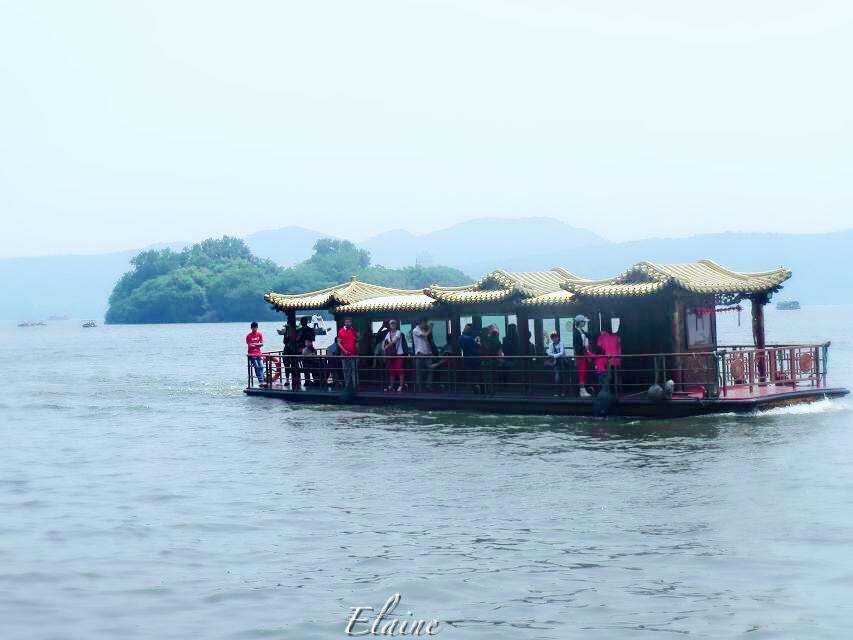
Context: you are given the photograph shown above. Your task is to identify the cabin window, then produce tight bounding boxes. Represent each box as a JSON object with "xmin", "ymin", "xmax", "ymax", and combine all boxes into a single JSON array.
[
  {"xmin": 685, "ymin": 307, "xmax": 714, "ymax": 349},
  {"xmin": 542, "ymin": 319, "xmax": 556, "ymax": 342},
  {"xmin": 482, "ymin": 315, "xmax": 505, "ymax": 338},
  {"xmin": 556, "ymin": 316, "xmax": 575, "ymax": 340},
  {"xmin": 431, "ymin": 320, "xmax": 448, "ymax": 348}
]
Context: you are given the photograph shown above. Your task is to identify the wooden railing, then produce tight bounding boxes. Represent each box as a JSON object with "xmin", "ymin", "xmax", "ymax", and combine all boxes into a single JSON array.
[
  {"xmin": 717, "ymin": 343, "xmax": 828, "ymax": 396},
  {"xmin": 246, "ymin": 344, "xmax": 830, "ymax": 400}
]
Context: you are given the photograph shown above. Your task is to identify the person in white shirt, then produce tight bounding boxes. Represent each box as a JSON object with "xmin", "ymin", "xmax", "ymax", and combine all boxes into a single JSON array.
[
  {"xmin": 411, "ymin": 319, "xmax": 434, "ymax": 391},
  {"xmin": 545, "ymin": 331, "xmax": 569, "ymax": 396}
]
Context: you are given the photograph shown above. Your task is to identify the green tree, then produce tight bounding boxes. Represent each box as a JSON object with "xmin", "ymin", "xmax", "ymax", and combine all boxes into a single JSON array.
[{"xmin": 106, "ymin": 235, "xmax": 471, "ymax": 323}]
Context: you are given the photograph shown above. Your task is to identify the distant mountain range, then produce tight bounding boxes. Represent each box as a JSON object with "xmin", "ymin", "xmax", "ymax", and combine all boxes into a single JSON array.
[
  {"xmin": 463, "ymin": 229, "xmax": 853, "ymax": 305},
  {"xmin": 242, "ymin": 217, "xmax": 605, "ymax": 270},
  {"xmin": 0, "ymin": 242, "xmax": 187, "ymax": 323},
  {"xmin": 243, "ymin": 226, "xmax": 330, "ymax": 267},
  {"xmin": 357, "ymin": 217, "xmax": 606, "ymax": 269},
  {"xmin": 1, "ymin": 218, "xmax": 849, "ymax": 322}
]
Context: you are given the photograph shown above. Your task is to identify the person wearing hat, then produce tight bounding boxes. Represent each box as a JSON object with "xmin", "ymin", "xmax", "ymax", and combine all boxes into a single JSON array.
[{"xmin": 572, "ymin": 315, "xmax": 591, "ymax": 397}]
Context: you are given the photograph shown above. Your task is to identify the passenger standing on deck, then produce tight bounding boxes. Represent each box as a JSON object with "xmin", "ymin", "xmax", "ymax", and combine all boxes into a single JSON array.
[
  {"xmin": 297, "ymin": 316, "xmax": 316, "ymax": 347},
  {"xmin": 596, "ymin": 321, "xmax": 622, "ymax": 392},
  {"xmin": 325, "ymin": 337, "xmax": 343, "ymax": 388},
  {"xmin": 411, "ymin": 319, "xmax": 434, "ymax": 391},
  {"xmin": 382, "ymin": 319, "xmax": 407, "ymax": 392},
  {"xmin": 283, "ymin": 325, "xmax": 301, "ymax": 389},
  {"xmin": 374, "ymin": 320, "xmax": 391, "ymax": 352},
  {"xmin": 573, "ymin": 315, "xmax": 591, "ymax": 397},
  {"xmin": 296, "ymin": 316, "xmax": 317, "ymax": 385},
  {"xmin": 502, "ymin": 324, "xmax": 519, "ymax": 362},
  {"xmin": 480, "ymin": 324, "xmax": 502, "ymax": 394},
  {"xmin": 246, "ymin": 321, "xmax": 265, "ymax": 386},
  {"xmin": 337, "ymin": 317, "xmax": 359, "ymax": 390},
  {"xmin": 372, "ymin": 319, "xmax": 391, "ymax": 371},
  {"xmin": 459, "ymin": 323, "xmax": 481, "ymax": 393}
]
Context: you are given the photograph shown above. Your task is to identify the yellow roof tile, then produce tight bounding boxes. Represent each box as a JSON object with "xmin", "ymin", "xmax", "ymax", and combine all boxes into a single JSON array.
[
  {"xmin": 568, "ymin": 260, "xmax": 791, "ymax": 298},
  {"xmin": 332, "ymin": 293, "xmax": 438, "ymax": 314}
]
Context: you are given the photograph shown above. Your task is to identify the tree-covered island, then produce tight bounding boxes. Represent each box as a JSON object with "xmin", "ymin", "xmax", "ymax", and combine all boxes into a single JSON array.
[{"xmin": 105, "ymin": 237, "xmax": 470, "ymax": 324}]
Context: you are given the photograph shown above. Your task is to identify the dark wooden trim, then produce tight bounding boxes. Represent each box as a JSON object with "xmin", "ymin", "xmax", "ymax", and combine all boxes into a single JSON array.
[
  {"xmin": 516, "ymin": 310, "xmax": 530, "ymax": 356},
  {"xmin": 533, "ymin": 318, "xmax": 544, "ymax": 355},
  {"xmin": 244, "ymin": 386, "xmax": 849, "ymax": 419}
]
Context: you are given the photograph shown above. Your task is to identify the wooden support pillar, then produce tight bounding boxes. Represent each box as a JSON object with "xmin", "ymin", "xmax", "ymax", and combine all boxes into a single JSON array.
[
  {"xmin": 516, "ymin": 310, "xmax": 530, "ymax": 356},
  {"xmin": 751, "ymin": 298, "xmax": 766, "ymax": 350},
  {"xmin": 357, "ymin": 318, "xmax": 372, "ymax": 355},
  {"xmin": 472, "ymin": 315, "xmax": 483, "ymax": 333},
  {"xmin": 752, "ymin": 295, "xmax": 767, "ymax": 380},
  {"xmin": 533, "ymin": 318, "xmax": 544, "ymax": 355},
  {"xmin": 671, "ymin": 299, "xmax": 685, "ymax": 387},
  {"xmin": 448, "ymin": 310, "xmax": 461, "ymax": 347}
]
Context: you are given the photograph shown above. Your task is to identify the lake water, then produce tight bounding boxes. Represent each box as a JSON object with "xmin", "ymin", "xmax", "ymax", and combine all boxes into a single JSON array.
[{"xmin": 1, "ymin": 307, "xmax": 852, "ymax": 639}]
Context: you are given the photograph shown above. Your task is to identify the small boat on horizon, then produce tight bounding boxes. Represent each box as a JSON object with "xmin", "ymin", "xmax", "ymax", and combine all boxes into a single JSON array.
[
  {"xmin": 776, "ymin": 299, "xmax": 801, "ymax": 310},
  {"xmin": 18, "ymin": 321, "xmax": 46, "ymax": 327},
  {"xmin": 82, "ymin": 320, "xmax": 97, "ymax": 328}
]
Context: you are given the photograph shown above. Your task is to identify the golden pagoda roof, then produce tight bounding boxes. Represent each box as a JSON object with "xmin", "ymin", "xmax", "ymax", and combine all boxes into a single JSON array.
[
  {"xmin": 332, "ymin": 293, "xmax": 439, "ymax": 315},
  {"xmin": 264, "ymin": 277, "xmax": 426, "ymax": 312},
  {"xmin": 518, "ymin": 290, "xmax": 577, "ymax": 307},
  {"xmin": 567, "ymin": 260, "xmax": 792, "ymax": 298},
  {"xmin": 264, "ymin": 260, "xmax": 791, "ymax": 313}
]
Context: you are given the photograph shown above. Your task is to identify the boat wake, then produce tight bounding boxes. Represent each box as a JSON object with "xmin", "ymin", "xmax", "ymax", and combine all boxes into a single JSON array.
[{"xmin": 758, "ymin": 397, "xmax": 850, "ymax": 417}]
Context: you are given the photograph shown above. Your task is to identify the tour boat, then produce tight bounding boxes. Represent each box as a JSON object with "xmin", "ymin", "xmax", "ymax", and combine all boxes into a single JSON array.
[
  {"xmin": 776, "ymin": 299, "xmax": 801, "ymax": 311},
  {"xmin": 244, "ymin": 260, "xmax": 848, "ymax": 418},
  {"xmin": 82, "ymin": 320, "xmax": 97, "ymax": 328}
]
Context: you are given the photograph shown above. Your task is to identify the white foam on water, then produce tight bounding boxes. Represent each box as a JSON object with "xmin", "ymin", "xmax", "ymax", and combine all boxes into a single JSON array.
[{"xmin": 758, "ymin": 397, "xmax": 851, "ymax": 417}]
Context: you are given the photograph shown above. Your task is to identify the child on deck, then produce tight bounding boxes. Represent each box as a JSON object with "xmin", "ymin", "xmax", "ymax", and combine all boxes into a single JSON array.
[{"xmin": 545, "ymin": 331, "xmax": 569, "ymax": 396}]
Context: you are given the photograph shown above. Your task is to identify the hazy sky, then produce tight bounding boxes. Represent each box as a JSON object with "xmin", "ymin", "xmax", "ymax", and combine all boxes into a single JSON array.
[{"xmin": 2, "ymin": 0, "xmax": 853, "ymax": 257}]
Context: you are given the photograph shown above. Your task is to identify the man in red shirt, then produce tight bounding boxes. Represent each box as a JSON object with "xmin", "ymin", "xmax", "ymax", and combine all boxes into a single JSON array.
[
  {"xmin": 337, "ymin": 317, "xmax": 359, "ymax": 389},
  {"xmin": 246, "ymin": 321, "xmax": 265, "ymax": 386}
]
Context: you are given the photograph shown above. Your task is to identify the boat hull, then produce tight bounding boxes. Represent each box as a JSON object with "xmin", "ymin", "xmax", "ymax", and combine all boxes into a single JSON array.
[{"xmin": 244, "ymin": 386, "xmax": 849, "ymax": 419}]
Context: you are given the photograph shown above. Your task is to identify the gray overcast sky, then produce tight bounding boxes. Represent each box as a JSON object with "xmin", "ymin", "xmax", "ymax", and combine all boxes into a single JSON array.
[{"xmin": 2, "ymin": 0, "xmax": 852, "ymax": 257}]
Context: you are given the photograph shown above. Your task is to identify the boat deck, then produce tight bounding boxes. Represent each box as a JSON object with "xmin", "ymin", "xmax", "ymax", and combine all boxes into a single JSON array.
[{"xmin": 244, "ymin": 382, "xmax": 848, "ymax": 418}]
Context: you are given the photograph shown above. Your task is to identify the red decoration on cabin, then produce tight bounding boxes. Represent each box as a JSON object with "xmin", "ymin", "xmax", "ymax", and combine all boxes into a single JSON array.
[{"xmin": 693, "ymin": 305, "xmax": 742, "ymax": 317}]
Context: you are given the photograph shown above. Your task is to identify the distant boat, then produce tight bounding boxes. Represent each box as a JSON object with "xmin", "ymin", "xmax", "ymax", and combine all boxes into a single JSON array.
[
  {"xmin": 82, "ymin": 320, "xmax": 97, "ymax": 328},
  {"xmin": 311, "ymin": 314, "xmax": 330, "ymax": 336},
  {"xmin": 776, "ymin": 299, "xmax": 801, "ymax": 311},
  {"xmin": 17, "ymin": 321, "xmax": 46, "ymax": 327}
]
